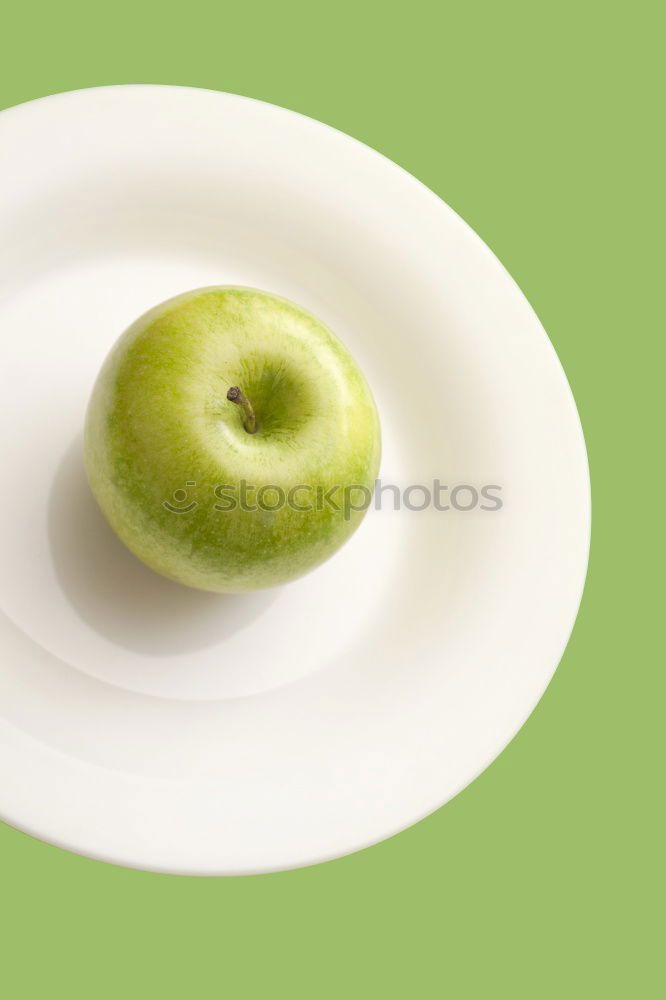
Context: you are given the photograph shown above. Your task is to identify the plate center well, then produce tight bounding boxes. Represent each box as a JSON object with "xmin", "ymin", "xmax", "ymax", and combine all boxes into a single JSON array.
[{"xmin": 0, "ymin": 254, "xmax": 406, "ymax": 702}]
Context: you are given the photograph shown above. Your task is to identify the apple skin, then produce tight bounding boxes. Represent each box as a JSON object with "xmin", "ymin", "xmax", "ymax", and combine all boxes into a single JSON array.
[{"xmin": 84, "ymin": 287, "xmax": 381, "ymax": 592}]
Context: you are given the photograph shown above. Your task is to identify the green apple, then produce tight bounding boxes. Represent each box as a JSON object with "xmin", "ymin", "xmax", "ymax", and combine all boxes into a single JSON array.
[{"xmin": 84, "ymin": 286, "xmax": 381, "ymax": 592}]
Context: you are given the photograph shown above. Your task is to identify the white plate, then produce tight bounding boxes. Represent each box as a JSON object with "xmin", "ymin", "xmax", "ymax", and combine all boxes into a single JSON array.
[{"xmin": 0, "ymin": 86, "xmax": 590, "ymax": 874}]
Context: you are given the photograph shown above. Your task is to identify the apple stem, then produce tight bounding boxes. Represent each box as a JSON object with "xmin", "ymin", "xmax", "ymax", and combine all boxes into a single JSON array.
[{"xmin": 226, "ymin": 386, "xmax": 257, "ymax": 434}]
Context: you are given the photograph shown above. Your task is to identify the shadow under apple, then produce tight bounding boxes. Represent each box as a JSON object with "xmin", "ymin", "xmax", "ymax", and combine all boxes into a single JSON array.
[{"xmin": 48, "ymin": 437, "xmax": 276, "ymax": 657}]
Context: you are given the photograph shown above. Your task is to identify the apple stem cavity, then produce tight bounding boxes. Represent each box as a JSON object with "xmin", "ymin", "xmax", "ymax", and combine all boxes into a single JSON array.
[{"xmin": 226, "ymin": 386, "xmax": 257, "ymax": 434}]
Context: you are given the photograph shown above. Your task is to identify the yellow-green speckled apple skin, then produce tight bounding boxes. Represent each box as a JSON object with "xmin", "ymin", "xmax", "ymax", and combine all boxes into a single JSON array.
[{"xmin": 84, "ymin": 287, "xmax": 381, "ymax": 592}]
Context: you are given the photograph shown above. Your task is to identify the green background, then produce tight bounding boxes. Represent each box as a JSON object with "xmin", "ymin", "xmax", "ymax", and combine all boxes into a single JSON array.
[{"xmin": 1, "ymin": 1, "xmax": 661, "ymax": 996}]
